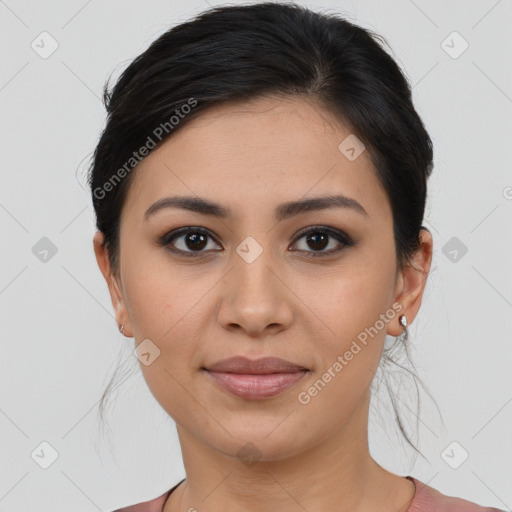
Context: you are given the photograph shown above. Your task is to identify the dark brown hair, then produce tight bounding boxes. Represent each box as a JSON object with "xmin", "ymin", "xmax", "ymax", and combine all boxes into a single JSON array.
[{"xmin": 88, "ymin": 2, "xmax": 437, "ymax": 457}]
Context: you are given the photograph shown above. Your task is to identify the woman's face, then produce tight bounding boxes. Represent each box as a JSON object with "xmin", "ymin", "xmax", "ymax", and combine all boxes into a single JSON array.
[{"xmin": 96, "ymin": 95, "xmax": 429, "ymax": 461}]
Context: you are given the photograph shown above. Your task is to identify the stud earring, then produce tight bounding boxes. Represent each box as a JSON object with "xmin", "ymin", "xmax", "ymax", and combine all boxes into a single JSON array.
[
  {"xmin": 119, "ymin": 325, "xmax": 125, "ymax": 334},
  {"xmin": 398, "ymin": 314, "xmax": 408, "ymax": 341}
]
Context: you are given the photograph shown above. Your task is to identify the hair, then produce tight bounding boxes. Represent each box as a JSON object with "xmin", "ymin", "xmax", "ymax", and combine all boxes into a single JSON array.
[{"xmin": 88, "ymin": 2, "xmax": 440, "ymax": 458}]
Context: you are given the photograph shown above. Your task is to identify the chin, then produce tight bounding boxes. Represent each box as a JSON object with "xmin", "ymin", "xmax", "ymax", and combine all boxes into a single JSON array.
[{"xmin": 199, "ymin": 421, "xmax": 311, "ymax": 463}]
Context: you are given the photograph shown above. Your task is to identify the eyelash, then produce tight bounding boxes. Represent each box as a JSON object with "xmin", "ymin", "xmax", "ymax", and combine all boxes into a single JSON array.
[{"xmin": 159, "ymin": 226, "xmax": 354, "ymax": 259}]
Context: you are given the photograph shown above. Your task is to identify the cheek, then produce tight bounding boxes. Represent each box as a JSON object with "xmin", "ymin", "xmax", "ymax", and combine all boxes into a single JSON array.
[
  {"xmin": 120, "ymin": 256, "xmax": 209, "ymax": 416},
  {"xmin": 310, "ymin": 256, "xmax": 396, "ymax": 378},
  {"xmin": 333, "ymin": 270, "xmax": 393, "ymax": 329},
  {"xmin": 321, "ymin": 254, "xmax": 395, "ymax": 323},
  {"xmin": 120, "ymin": 251, "xmax": 220, "ymax": 396},
  {"xmin": 121, "ymin": 244, "xmax": 212, "ymax": 339}
]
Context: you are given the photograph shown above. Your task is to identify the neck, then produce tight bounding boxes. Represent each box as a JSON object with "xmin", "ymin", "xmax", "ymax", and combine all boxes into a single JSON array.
[{"xmin": 165, "ymin": 391, "xmax": 415, "ymax": 512}]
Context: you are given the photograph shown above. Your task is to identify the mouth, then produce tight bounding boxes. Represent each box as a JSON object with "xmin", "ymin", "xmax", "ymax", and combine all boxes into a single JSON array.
[{"xmin": 201, "ymin": 356, "xmax": 310, "ymax": 400}]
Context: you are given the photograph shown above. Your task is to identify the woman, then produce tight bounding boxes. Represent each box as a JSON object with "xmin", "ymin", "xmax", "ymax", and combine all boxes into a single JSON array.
[{"xmin": 88, "ymin": 3, "xmax": 504, "ymax": 511}]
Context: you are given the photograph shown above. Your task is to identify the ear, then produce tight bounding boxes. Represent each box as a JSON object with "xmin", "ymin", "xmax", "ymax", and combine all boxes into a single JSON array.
[
  {"xmin": 93, "ymin": 231, "xmax": 132, "ymax": 337},
  {"xmin": 387, "ymin": 228, "xmax": 433, "ymax": 337}
]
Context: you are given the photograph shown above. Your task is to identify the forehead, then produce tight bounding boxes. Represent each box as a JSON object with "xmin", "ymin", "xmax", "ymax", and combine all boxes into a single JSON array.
[{"xmin": 122, "ymin": 95, "xmax": 390, "ymax": 223}]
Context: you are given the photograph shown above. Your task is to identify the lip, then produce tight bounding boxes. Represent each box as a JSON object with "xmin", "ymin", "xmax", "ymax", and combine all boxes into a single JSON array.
[
  {"xmin": 204, "ymin": 356, "xmax": 308, "ymax": 374},
  {"xmin": 202, "ymin": 356, "xmax": 310, "ymax": 400}
]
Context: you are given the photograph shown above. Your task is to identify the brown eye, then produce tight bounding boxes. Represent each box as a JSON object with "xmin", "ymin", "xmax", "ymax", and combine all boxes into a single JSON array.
[
  {"xmin": 160, "ymin": 227, "xmax": 222, "ymax": 256},
  {"xmin": 304, "ymin": 232, "xmax": 329, "ymax": 251},
  {"xmin": 290, "ymin": 226, "xmax": 354, "ymax": 258},
  {"xmin": 183, "ymin": 232, "xmax": 208, "ymax": 251}
]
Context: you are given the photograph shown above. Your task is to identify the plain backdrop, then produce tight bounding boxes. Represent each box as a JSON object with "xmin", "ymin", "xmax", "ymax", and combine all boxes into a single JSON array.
[{"xmin": 1, "ymin": 0, "xmax": 511, "ymax": 510}]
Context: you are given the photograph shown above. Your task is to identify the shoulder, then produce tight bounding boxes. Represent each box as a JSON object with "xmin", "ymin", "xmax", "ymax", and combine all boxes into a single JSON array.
[
  {"xmin": 407, "ymin": 477, "xmax": 506, "ymax": 512},
  {"xmin": 111, "ymin": 478, "xmax": 185, "ymax": 512},
  {"xmin": 111, "ymin": 492, "xmax": 170, "ymax": 512}
]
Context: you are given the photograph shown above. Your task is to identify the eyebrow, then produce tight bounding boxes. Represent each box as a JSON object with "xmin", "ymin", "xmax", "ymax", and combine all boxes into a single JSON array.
[{"xmin": 144, "ymin": 194, "xmax": 368, "ymax": 222}]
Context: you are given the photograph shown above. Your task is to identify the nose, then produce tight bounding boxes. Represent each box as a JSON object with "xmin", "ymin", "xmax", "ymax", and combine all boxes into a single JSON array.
[{"xmin": 216, "ymin": 247, "xmax": 294, "ymax": 337}]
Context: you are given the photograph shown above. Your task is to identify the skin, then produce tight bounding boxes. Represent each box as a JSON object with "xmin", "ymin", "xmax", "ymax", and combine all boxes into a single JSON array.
[{"xmin": 94, "ymin": 95, "xmax": 433, "ymax": 512}]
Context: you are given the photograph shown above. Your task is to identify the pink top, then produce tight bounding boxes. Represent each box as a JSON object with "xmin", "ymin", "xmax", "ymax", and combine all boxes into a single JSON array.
[{"xmin": 112, "ymin": 476, "xmax": 506, "ymax": 512}]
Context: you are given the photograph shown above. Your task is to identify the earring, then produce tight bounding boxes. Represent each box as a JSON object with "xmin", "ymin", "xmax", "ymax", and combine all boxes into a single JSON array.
[
  {"xmin": 119, "ymin": 324, "xmax": 125, "ymax": 334},
  {"xmin": 398, "ymin": 314, "xmax": 408, "ymax": 341}
]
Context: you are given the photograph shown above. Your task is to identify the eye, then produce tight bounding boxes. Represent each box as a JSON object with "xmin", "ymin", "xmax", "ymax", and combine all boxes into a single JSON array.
[
  {"xmin": 289, "ymin": 226, "xmax": 353, "ymax": 258},
  {"xmin": 160, "ymin": 227, "xmax": 222, "ymax": 257},
  {"xmin": 159, "ymin": 225, "xmax": 354, "ymax": 259}
]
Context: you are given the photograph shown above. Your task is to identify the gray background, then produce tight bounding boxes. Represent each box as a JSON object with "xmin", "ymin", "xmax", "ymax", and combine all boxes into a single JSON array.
[{"xmin": 1, "ymin": 0, "xmax": 511, "ymax": 510}]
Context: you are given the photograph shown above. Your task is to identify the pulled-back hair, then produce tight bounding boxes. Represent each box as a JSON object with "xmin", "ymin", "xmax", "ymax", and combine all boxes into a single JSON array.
[{"xmin": 88, "ymin": 2, "xmax": 436, "ymax": 457}]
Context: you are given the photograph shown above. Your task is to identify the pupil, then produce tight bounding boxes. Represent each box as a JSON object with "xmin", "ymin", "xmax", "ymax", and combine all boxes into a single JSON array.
[
  {"xmin": 183, "ymin": 232, "xmax": 329, "ymax": 252},
  {"xmin": 307, "ymin": 232, "xmax": 328, "ymax": 251},
  {"xmin": 187, "ymin": 232, "xmax": 207, "ymax": 250}
]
